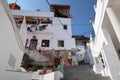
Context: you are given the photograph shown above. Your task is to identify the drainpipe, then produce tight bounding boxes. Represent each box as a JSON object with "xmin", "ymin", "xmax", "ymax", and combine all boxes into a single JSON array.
[{"xmin": 106, "ymin": 7, "xmax": 120, "ymax": 43}]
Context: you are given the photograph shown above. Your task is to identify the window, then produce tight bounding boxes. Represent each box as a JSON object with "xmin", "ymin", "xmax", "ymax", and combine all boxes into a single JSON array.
[
  {"xmin": 41, "ymin": 40, "xmax": 50, "ymax": 47},
  {"xmin": 58, "ymin": 40, "xmax": 64, "ymax": 47},
  {"xmin": 63, "ymin": 25, "xmax": 67, "ymax": 30}
]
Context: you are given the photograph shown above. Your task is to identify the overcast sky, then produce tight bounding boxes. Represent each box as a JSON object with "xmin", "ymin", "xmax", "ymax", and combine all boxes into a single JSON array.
[{"xmin": 7, "ymin": 0, "xmax": 96, "ymax": 37}]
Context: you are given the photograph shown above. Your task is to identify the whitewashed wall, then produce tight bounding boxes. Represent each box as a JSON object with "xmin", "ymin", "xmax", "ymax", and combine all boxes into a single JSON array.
[
  {"xmin": 0, "ymin": 0, "xmax": 27, "ymax": 80},
  {"xmin": 90, "ymin": 0, "xmax": 120, "ymax": 80},
  {"xmin": 53, "ymin": 18, "xmax": 72, "ymax": 39},
  {"xmin": 26, "ymin": 35, "xmax": 75, "ymax": 50},
  {"xmin": 86, "ymin": 43, "xmax": 94, "ymax": 65},
  {"xmin": 18, "ymin": 11, "xmax": 76, "ymax": 50}
]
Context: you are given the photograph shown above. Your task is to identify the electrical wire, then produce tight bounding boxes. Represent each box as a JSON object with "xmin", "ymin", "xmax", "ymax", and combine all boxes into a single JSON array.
[
  {"xmin": 46, "ymin": 0, "xmax": 50, "ymax": 7},
  {"xmin": 45, "ymin": 0, "xmax": 94, "ymax": 36},
  {"xmin": 53, "ymin": 23, "xmax": 91, "ymax": 25}
]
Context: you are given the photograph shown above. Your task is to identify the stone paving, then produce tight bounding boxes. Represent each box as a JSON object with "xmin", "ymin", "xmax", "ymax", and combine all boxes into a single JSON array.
[{"xmin": 61, "ymin": 65, "xmax": 111, "ymax": 80}]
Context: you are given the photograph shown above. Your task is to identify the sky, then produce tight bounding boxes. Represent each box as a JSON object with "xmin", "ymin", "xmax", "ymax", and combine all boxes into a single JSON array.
[{"xmin": 7, "ymin": 0, "xmax": 96, "ymax": 37}]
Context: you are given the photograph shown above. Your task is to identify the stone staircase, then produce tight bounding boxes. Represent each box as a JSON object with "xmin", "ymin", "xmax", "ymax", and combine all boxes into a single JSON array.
[{"xmin": 61, "ymin": 65, "xmax": 111, "ymax": 80}]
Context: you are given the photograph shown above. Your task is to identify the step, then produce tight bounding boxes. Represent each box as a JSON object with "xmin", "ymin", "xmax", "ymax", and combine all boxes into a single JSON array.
[{"xmin": 61, "ymin": 65, "xmax": 111, "ymax": 80}]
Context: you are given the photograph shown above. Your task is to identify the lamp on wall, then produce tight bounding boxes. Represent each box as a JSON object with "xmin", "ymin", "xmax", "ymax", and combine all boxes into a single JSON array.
[
  {"xmin": 89, "ymin": 18, "xmax": 94, "ymax": 25},
  {"xmin": 33, "ymin": 35, "xmax": 36, "ymax": 39}
]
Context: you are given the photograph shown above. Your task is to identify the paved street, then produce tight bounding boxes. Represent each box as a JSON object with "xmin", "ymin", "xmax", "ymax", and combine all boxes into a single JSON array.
[{"xmin": 61, "ymin": 65, "xmax": 111, "ymax": 80}]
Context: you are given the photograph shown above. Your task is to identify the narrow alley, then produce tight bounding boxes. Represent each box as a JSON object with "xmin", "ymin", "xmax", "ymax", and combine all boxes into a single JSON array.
[{"xmin": 61, "ymin": 65, "xmax": 111, "ymax": 80}]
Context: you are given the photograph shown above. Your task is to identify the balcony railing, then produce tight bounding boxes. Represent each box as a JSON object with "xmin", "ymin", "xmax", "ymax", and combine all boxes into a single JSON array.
[{"xmin": 27, "ymin": 24, "xmax": 53, "ymax": 34}]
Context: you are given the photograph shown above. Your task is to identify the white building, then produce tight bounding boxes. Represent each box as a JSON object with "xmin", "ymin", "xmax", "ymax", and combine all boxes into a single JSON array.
[
  {"xmin": 10, "ymin": 3, "xmax": 75, "ymax": 80},
  {"xmin": 11, "ymin": 4, "xmax": 76, "ymax": 51},
  {"xmin": 72, "ymin": 35, "xmax": 94, "ymax": 65},
  {"xmin": 90, "ymin": 0, "xmax": 120, "ymax": 80},
  {"xmin": 0, "ymin": 0, "xmax": 32, "ymax": 80},
  {"xmin": 0, "ymin": 0, "xmax": 73, "ymax": 80}
]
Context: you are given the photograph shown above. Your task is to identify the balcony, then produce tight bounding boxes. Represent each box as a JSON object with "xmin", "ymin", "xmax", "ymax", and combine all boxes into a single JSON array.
[
  {"xmin": 27, "ymin": 24, "xmax": 53, "ymax": 35},
  {"xmin": 13, "ymin": 16, "xmax": 54, "ymax": 35}
]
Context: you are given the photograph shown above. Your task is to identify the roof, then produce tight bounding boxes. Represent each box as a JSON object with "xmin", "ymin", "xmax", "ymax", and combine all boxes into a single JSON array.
[
  {"xmin": 50, "ymin": 4, "xmax": 71, "ymax": 18},
  {"xmin": 9, "ymin": 3, "xmax": 21, "ymax": 10},
  {"xmin": 50, "ymin": 4, "xmax": 70, "ymax": 9},
  {"xmin": 72, "ymin": 35, "xmax": 90, "ymax": 42}
]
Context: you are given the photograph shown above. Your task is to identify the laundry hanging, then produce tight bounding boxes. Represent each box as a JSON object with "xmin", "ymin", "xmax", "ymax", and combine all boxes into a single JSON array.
[{"xmin": 39, "ymin": 24, "xmax": 48, "ymax": 31}]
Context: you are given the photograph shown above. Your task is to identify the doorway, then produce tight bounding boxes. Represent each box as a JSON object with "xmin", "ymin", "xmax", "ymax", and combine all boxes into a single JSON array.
[{"xmin": 29, "ymin": 39, "xmax": 38, "ymax": 50}]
